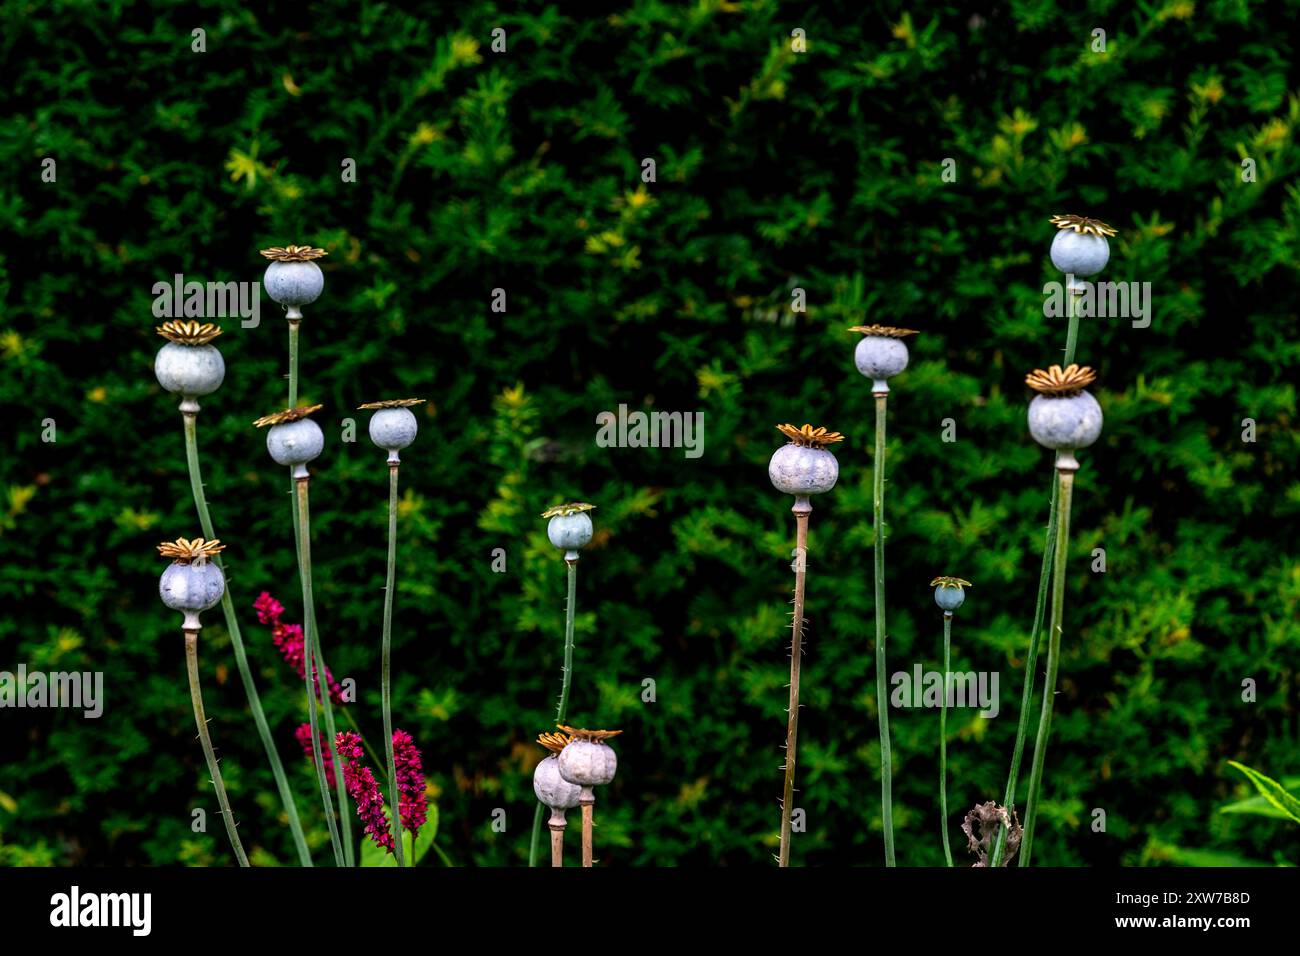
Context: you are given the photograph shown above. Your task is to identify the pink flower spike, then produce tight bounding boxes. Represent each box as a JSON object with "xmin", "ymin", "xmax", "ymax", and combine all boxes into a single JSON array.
[
  {"xmin": 294, "ymin": 723, "xmax": 335, "ymax": 787},
  {"xmin": 336, "ymin": 731, "xmax": 394, "ymax": 853},
  {"xmin": 392, "ymin": 729, "xmax": 428, "ymax": 841}
]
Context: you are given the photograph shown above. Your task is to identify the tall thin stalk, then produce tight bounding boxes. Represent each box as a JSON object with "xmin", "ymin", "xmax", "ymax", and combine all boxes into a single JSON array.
[
  {"xmin": 873, "ymin": 393, "xmax": 896, "ymax": 866},
  {"xmin": 181, "ymin": 412, "xmax": 312, "ymax": 865},
  {"xmin": 779, "ymin": 496, "xmax": 811, "ymax": 867},
  {"xmin": 381, "ymin": 462, "xmax": 404, "ymax": 865},
  {"xmin": 939, "ymin": 612, "xmax": 953, "ymax": 867},
  {"xmin": 529, "ymin": 558, "xmax": 579, "ymax": 866},
  {"xmin": 1020, "ymin": 460, "xmax": 1075, "ymax": 865},
  {"xmin": 185, "ymin": 628, "xmax": 250, "ymax": 867},
  {"xmin": 294, "ymin": 477, "xmax": 346, "ymax": 866}
]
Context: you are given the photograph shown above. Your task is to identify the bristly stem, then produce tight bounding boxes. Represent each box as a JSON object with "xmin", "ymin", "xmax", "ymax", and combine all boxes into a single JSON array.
[
  {"xmin": 185, "ymin": 629, "xmax": 250, "ymax": 867},
  {"xmin": 294, "ymin": 478, "xmax": 345, "ymax": 866},
  {"xmin": 991, "ymin": 291, "xmax": 1079, "ymax": 867},
  {"xmin": 1020, "ymin": 462, "xmax": 1075, "ymax": 866},
  {"xmin": 182, "ymin": 412, "xmax": 312, "ymax": 866},
  {"xmin": 940, "ymin": 612, "xmax": 953, "ymax": 867},
  {"xmin": 873, "ymin": 392, "xmax": 896, "ymax": 866},
  {"xmin": 530, "ymin": 557, "xmax": 580, "ymax": 866},
  {"xmin": 381, "ymin": 462, "xmax": 404, "ymax": 866},
  {"xmin": 779, "ymin": 497, "xmax": 811, "ymax": 867}
]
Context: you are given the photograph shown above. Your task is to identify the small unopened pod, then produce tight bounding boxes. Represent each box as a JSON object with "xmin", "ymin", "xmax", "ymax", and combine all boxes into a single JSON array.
[
  {"xmin": 769, "ymin": 423, "xmax": 842, "ymax": 496},
  {"xmin": 255, "ymin": 405, "xmax": 325, "ymax": 479},
  {"xmin": 557, "ymin": 726, "xmax": 622, "ymax": 788},
  {"xmin": 259, "ymin": 245, "xmax": 327, "ymax": 307},
  {"xmin": 931, "ymin": 575, "xmax": 971, "ymax": 612},
  {"xmin": 154, "ymin": 321, "xmax": 225, "ymax": 406},
  {"xmin": 157, "ymin": 537, "xmax": 227, "ymax": 630},
  {"xmin": 359, "ymin": 398, "xmax": 425, "ymax": 464},
  {"xmin": 1025, "ymin": 365, "xmax": 1103, "ymax": 451},
  {"xmin": 542, "ymin": 502, "xmax": 595, "ymax": 557},
  {"xmin": 1048, "ymin": 214, "xmax": 1116, "ymax": 278},
  {"xmin": 850, "ymin": 324, "xmax": 919, "ymax": 391}
]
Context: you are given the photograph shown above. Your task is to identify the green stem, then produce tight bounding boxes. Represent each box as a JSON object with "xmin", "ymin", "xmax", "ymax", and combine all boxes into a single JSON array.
[
  {"xmin": 182, "ymin": 412, "xmax": 312, "ymax": 865},
  {"xmin": 288, "ymin": 318, "xmax": 300, "ymax": 407},
  {"xmin": 382, "ymin": 463, "xmax": 404, "ymax": 866},
  {"xmin": 530, "ymin": 557, "xmax": 579, "ymax": 866},
  {"xmin": 1020, "ymin": 465, "xmax": 1074, "ymax": 866},
  {"xmin": 294, "ymin": 478, "xmax": 346, "ymax": 866},
  {"xmin": 185, "ymin": 629, "xmax": 250, "ymax": 866},
  {"xmin": 940, "ymin": 612, "xmax": 953, "ymax": 867},
  {"xmin": 340, "ymin": 706, "xmax": 385, "ymax": 768},
  {"xmin": 873, "ymin": 393, "xmax": 896, "ymax": 866}
]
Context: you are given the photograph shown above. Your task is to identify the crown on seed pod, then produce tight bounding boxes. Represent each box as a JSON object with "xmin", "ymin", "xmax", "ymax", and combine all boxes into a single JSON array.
[
  {"xmin": 156, "ymin": 321, "xmax": 223, "ymax": 345},
  {"xmin": 1025, "ymin": 364, "xmax": 1096, "ymax": 397},
  {"xmin": 538, "ymin": 732, "xmax": 572, "ymax": 753},
  {"xmin": 931, "ymin": 576, "xmax": 972, "ymax": 589},
  {"xmin": 259, "ymin": 245, "xmax": 328, "ymax": 261},
  {"xmin": 847, "ymin": 324, "xmax": 919, "ymax": 338},
  {"xmin": 158, "ymin": 537, "xmax": 226, "ymax": 563},
  {"xmin": 776, "ymin": 424, "xmax": 845, "ymax": 449},
  {"xmin": 556, "ymin": 725, "xmax": 623, "ymax": 742},
  {"xmin": 1049, "ymin": 214, "xmax": 1117, "ymax": 238},
  {"xmin": 253, "ymin": 404, "xmax": 325, "ymax": 428},
  {"xmin": 541, "ymin": 502, "xmax": 597, "ymax": 519},
  {"xmin": 357, "ymin": 398, "xmax": 426, "ymax": 410}
]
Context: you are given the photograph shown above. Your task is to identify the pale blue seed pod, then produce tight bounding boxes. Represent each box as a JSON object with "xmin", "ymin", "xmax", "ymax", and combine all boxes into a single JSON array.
[
  {"xmin": 155, "ymin": 342, "xmax": 225, "ymax": 399},
  {"xmin": 159, "ymin": 561, "xmax": 225, "ymax": 629},
  {"xmin": 769, "ymin": 444, "xmax": 839, "ymax": 496},
  {"xmin": 267, "ymin": 418, "xmax": 325, "ymax": 478},
  {"xmin": 1050, "ymin": 230, "xmax": 1109, "ymax": 278},
  {"xmin": 854, "ymin": 336, "xmax": 909, "ymax": 384},
  {"xmin": 558, "ymin": 739, "xmax": 618, "ymax": 788},
  {"xmin": 548, "ymin": 512, "xmax": 593, "ymax": 552},
  {"xmin": 934, "ymin": 585, "xmax": 966, "ymax": 611},
  {"xmin": 368, "ymin": 407, "xmax": 418, "ymax": 463},
  {"xmin": 1027, "ymin": 391, "xmax": 1103, "ymax": 450},
  {"xmin": 263, "ymin": 260, "xmax": 324, "ymax": 307},
  {"xmin": 533, "ymin": 754, "xmax": 583, "ymax": 812}
]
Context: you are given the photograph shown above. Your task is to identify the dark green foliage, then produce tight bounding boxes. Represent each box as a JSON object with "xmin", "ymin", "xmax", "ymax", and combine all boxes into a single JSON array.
[{"xmin": 1, "ymin": 0, "xmax": 1298, "ymax": 866}]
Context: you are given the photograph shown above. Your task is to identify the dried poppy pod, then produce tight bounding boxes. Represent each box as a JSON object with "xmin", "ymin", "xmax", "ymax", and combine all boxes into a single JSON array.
[
  {"xmin": 255, "ymin": 405, "xmax": 325, "ymax": 479},
  {"xmin": 542, "ymin": 502, "xmax": 595, "ymax": 559},
  {"xmin": 768, "ymin": 424, "xmax": 842, "ymax": 498},
  {"xmin": 158, "ymin": 537, "xmax": 227, "ymax": 630},
  {"xmin": 359, "ymin": 398, "xmax": 424, "ymax": 464},
  {"xmin": 932, "ymin": 575, "xmax": 971, "ymax": 613},
  {"xmin": 534, "ymin": 732, "xmax": 582, "ymax": 866},
  {"xmin": 557, "ymin": 725, "xmax": 622, "ymax": 867},
  {"xmin": 850, "ymin": 324, "xmax": 918, "ymax": 393},
  {"xmin": 154, "ymin": 322, "xmax": 226, "ymax": 412},
  {"xmin": 1025, "ymin": 365, "xmax": 1103, "ymax": 468},
  {"xmin": 1048, "ymin": 215, "xmax": 1116, "ymax": 279},
  {"xmin": 260, "ymin": 245, "xmax": 327, "ymax": 311}
]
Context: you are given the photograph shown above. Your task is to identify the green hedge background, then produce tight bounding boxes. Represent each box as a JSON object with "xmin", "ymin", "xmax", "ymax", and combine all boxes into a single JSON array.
[{"xmin": 2, "ymin": 0, "xmax": 1298, "ymax": 867}]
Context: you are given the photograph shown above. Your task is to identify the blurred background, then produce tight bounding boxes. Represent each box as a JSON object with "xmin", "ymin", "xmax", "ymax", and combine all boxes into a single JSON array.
[{"xmin": 1, "ymin": 0, "xmax": 1298, "ymax": 866}]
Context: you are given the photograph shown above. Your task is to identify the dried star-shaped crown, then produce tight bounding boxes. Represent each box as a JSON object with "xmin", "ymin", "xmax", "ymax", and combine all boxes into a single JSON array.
[
  {"xmin": 776, "ymin": 423, "xmax": 845, "ymax": 448},
  {"xmin": 847, "ymin": 324, "xmax": 919, "ymax": 338},
  {"xmin": 358, "ymin": 398, "xmax": 426, "ymax": 410},
  {"xmin": 537, "ymin": 732, "xmax": 572, "ymax": 753},
  {"xmin": 259, "ymin": 245, "xmax": 328, "ymax": 262},
  {"xmin": 557, "ymin": 724, "xmax": 623, "ymax": 743},
  {"xmin": 541, "ymin": 502, "xmax": 596, "ymax": 519},
  {"xmin": 1025, "ymin": 364, "xmax": 1097, "ymax": 397},
  {"xmin": 158, "ymin": 537, "xmax": 226, "ymax": 563},
  {"xmin": 931, "ymin": 575, "xmax": 972, "ymax": 589},
  {"xmin": 253, "ymin": 404, "xmax": 324, "ymax": 428},
  {"xmin": 156, "ymin": 320, "xmax": 223, "ymax": 345},
  {"xmin": 1049, "ymin": 214, "xmax": 1117, "ymax": 238}
]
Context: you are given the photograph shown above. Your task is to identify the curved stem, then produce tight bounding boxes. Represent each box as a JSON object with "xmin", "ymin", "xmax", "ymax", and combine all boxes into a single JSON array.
[
  {"xmin": 382, "ymin": 463, "xmax": 404, "ymax": 866},
  {"xmin": 294, "ymin": 478, "xmax": 345, "ymax": 866},
  {"xmin": 1020, "ymin": 467, "xmax": 1074, "ymax": 865},
  {"xmin": 874, "ymin": 393, "xmax": 896, "ymax": 866},
  {"xmin": 182, "ymin": 413, "xmax": 312, "ymax": 865},
  {"xmin": 530, "ymin": 558, "xmax": 579, "ymax": 866},
  {"xmin": 185, "ymin": 630, "xmax": 250, "ymax": 867},
  {"xmin": 779, "ymin": 498, "xmax": 810, "ymax": 867},
  {"xmin": 940, "ymin": 612, "xmax": 953, "ymax": 867}
]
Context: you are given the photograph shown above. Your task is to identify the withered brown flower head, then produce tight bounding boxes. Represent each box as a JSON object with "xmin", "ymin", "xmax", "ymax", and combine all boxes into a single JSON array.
[
  {"xmin": 358, "ymin": 398, "xmax": 426, "ymax": 410},
  {"xmin": 931, "ymin": 575, "xmax": 972, "ymax": 589},
  {"xmin": 540, "ymin": 502, "xmax": 596, "ymax": 519},
  {"xmin": 556, "ymin": 724, "xmax": 623, "ymax": 743},
  {"xmin": 156, "ymin": 320, "xmax": 223, "ymax": 346},
  {"xmin": 537, "ymin": 732, "xmax": 571, "ymax": 753},
  {"xmin": 1049, "ymin": 214, "xmax": 1117, "ymax": 238},
  {"xmin": 259, "ymin": 245, "xmax": 328, "ymax": 262},
  {"xmin": 1025, "ymin": 364, "xmax": 1097, "ymax": 397},
  {"xmin": 962, "ymin": 801, "xmax": 1022, "ymax": 867},
  {"xmin": 158, "ymin": 537, "xmax": 226, "ymax": 563},
  {"xmin": 847, "ymin": 324, "xmax": 919, "ymax": 338},
  {"xmin": 253, "ymin": 404, "xmax": 324, "ymax": 428},
  {"xmin": 776, "ymin": 423, "xmax": 845, "ymax": 449}
]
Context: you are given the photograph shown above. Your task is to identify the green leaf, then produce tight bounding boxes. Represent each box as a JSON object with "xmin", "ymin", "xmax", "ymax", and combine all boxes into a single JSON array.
[
  {"xmin": 359, "ymin": 824, "xmax": 436, "ymax": 868},
  {"xmin": 1226, "ymin": 762, "xmax": 1300, "ymax": 825}
]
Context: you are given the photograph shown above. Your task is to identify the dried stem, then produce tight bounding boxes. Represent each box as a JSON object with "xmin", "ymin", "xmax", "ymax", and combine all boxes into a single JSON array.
[
  {"xmin": 873, "ymin": 393, "xmax": 896, "ymax": 866},
  {"xmin": 381, "ymin": 462, "xmax": 404, "ymax": 866},
  {"xmin": 581, "ymin": 799, "xmax": 594, "ymax": 868},
  {"xmin": 185, "ymin": 629, "xmax": 250, "ymax": 867},
  {"xmin": 550, "ymin": 816, "xmax": 565, "ymax": 868},
  {"xmin": 779, "ymin": 496, "xmax": 811, "ymax": 867}
]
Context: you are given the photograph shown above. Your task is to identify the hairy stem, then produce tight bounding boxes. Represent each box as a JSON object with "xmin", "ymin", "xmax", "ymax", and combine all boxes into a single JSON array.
[
  {"xmin": 874, "ymin": 393, "xmax": 896, "ymax": 866},
  {"xmin": 530, "ymin": 558, "xmax": 579, "ymax": 866},
  {"xmin": 185, "ymin": 629, "xmax": 250, "ymax": 867},
  {"xmin": 381, "ymin": 462, "xmax": 404, "ymax": 866},
  {"xmin": 779, "ymin": 498, "xmax": 811, "ymax": 867},
  {"xmin": 940, "ymin": 612, "xmax": 953, "ymax": 867},
  {"xmin": 182, "ymin": 412, "xmax": 312, "ymax": 865}
]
